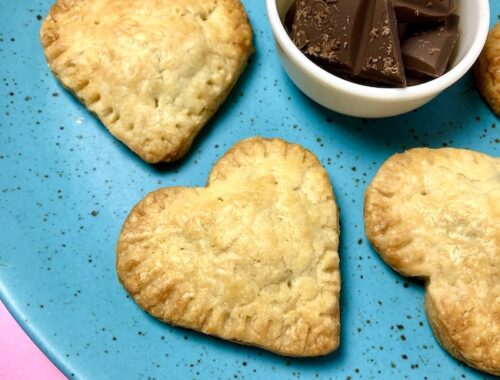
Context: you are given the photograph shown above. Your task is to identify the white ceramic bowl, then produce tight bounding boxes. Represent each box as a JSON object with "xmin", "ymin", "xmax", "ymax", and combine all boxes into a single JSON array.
[{"xmin": 266, "ymin": 0, "xmax": 490, "ymax": 118}]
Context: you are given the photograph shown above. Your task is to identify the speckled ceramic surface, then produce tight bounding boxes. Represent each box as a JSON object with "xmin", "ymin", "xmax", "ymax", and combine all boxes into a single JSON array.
[{"xmin": 0, "ymin": 1, "xmax": 498, "ymax": 379}]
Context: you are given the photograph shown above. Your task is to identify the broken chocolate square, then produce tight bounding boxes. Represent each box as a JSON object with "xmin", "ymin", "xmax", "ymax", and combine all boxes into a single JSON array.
[
  {"xmin": 288, "ymin": 0, "xmax": 368, "ymax": 74},
  {"xmin": 394, "ymin": 0, "xmax": 457, "ymax": 22},
  {"xmin": 356, "ymin": 0, "xmax": 406, "ymax": 87},
  {"xmin": 401, "ymin": 15, "xmax": 459, "ymax": 78}
]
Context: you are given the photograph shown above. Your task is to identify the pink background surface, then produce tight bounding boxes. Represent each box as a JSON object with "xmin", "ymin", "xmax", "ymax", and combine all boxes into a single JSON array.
[{"xmin": 0, "ymin": 302, "xmax": 66, "ymax": 380}]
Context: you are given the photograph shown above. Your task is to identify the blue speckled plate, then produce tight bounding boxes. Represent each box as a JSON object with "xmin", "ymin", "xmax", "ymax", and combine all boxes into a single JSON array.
[{"xmin": 0, "ymin": 1, "xmax": 499, "ymax": 379}]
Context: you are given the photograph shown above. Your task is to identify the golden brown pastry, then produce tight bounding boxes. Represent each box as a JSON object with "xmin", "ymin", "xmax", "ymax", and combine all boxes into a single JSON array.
[
  {"xmin": 364, "ymin": 148, "xmax": 500, "ymax": 375},
  {"xmin": 117, "ymin": 137, "xmax": 341, "ymax": 356},
  {"xmin": 40, "ymin": 0, "xmax": 253, "ymax": 163},
  {"xmin": 474, "ymin": 22, "xmax": 500, "ymax": 115}
]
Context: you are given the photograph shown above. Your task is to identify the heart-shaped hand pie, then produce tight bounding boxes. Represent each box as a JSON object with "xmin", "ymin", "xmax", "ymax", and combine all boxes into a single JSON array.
[
  {"xmin": 117, "ymin": 137, "xmax": 341, "ymax": 356},
  {"xmin": 474, "ymin": 22, "xmax": 500, "ymax": 115},
  {"xmin": 40, "ymin": 0, "xmax": 253, "ymax": 163},
  {"xmin": 364, "ymin": 148, "xmax": 500, "ymax": 375}
]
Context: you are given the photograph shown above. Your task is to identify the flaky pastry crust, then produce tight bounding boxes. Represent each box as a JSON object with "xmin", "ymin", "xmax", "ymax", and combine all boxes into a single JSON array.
[
  {"xmin": 365, "ymin": 148, "xmax": 500, "ymax": 375},
  {"xmin": 40, "ymin": 0, "xmax": 253, "ymax": 163},
  {"xmin": 474, "ymin": 22, "xmax": 500, "ymax": 115},
  {"xmin": 117, "ymin": 137, "xmax": 341, "ymax": 356}
]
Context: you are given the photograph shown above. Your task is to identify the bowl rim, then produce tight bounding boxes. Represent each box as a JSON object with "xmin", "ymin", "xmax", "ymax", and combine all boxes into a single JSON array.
[{"xmin": 266, "ymin": 0, "xmax": 491, "ymax": 102}]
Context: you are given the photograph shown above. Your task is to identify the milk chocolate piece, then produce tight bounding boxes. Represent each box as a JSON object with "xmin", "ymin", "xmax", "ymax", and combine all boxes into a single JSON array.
[
  {"xmin": 394, "ymin": 0, "xmax": 457, "ymax": 22},
  {"xmin": 288, "ymin": 0, "xmax": 368, "ymax": 73},
  {"xmin": 401, "ymin": 16, "xmax": 459, "ymax": 78},
  {"xmin": 356, "ymin": 0, "xmax": 406, "ymax": 86}
]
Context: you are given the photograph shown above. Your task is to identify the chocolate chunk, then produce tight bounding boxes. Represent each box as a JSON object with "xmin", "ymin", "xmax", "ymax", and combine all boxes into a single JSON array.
[
  {"xmin": 401, "ymin": 15, "xmax": 459, "ymax": 78},
  {"xmin": 394, "ymin": 0, "xmax": 457, "ymax": 22},
  {"xmin": 356, "ymin": 0, "xmax": 406, "ymax": 87},
  {"xmin": 288, "ymin": 0, "xmax": 369, "ymax": 73}
]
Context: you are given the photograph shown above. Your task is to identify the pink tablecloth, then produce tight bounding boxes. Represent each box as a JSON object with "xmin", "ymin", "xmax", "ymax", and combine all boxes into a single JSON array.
[{"xmin": 0, "ymin": 302, "xmax": 66, "ymax": 380}]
